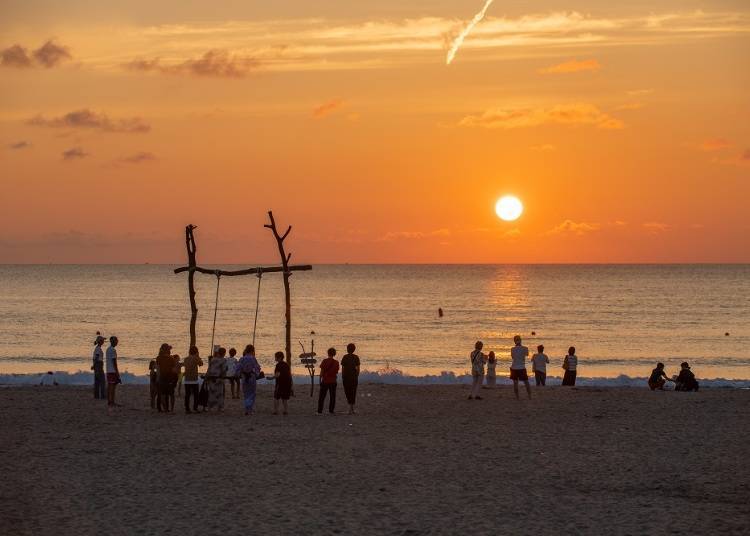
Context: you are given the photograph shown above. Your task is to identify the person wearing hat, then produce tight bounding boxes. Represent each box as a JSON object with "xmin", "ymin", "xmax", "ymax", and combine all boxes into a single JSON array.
[
  {"xmin": 91, "ymin": 333, "xmax": 106, "ymax": 399},
  {"xmin": 674, "ymin": 362, "xmax": 699, "ymax": 392},
  {"xmin": 156, "ymin": 343, "xmax": 178, "ymax": 412}
]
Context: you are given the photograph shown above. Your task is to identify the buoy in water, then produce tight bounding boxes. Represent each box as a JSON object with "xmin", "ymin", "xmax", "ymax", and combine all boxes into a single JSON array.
[
  {"xmin": 725, "ymin": 332, "xmax": 730, "ymax": 336},
  {"xmin": 531, "ymin": 331, "xmax": 536, "ymax": 336},
  {"xmin": 438, "ymin": 307, "xmax": 444, "ymax": 318}
]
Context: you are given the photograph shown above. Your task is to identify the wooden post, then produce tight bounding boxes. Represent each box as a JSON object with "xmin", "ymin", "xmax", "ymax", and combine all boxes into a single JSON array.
[
  {"xmin": 185, "ymin": 225, "xmax": 198, "ymax": 349},
  {"xmin": 264, "ymin": 211, "xmax": 293, "ymax": 365}
]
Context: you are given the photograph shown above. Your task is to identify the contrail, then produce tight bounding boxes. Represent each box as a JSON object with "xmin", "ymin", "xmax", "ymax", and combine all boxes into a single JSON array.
[{"xmin": 446, "ymin": 0, "xmax": 494, "ymax": 65}]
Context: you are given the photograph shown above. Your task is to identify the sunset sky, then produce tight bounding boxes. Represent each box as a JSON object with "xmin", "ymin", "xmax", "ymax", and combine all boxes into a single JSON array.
[{"xmin": 1, "ymin": 0, "xmax": 748, "ymax": 263}]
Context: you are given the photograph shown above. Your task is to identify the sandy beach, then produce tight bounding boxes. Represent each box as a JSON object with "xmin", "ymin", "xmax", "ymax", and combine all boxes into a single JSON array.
[{"xmin": 2, "ymin": 383, "xmax": 748, "ymax": 535}]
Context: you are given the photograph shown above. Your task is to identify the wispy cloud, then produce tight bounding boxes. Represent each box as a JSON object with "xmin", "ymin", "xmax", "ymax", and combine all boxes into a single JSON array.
[
  {"xmin": 116, "ymin": 151, "xmax": 156, "ymax": 165},
  {"xmin": 460, "ymin": 103, "xmax": 623, "ymax": 130},
  {"xmin": 699, "ymin": 138, "xmax": 732, "ymax": 151},
  {"xmin": 546, "ymin": 220, "xmax": 602, "ymax": 236},
  {"xmin": 1, "ymin": 40, "xmax": 71, "ymax": 68},
  {"xmin": 642, "ymin": 222, "xmax": 669, "ymax": 233},
  {"xmin": 28, "ymin": 109, "xmax": 150, "ymax": 134},
  {"xmin": 377, "ymin": 229, "xmax": 451, "ymax": 242},
  {"xmin": 81, "ymin": 10, "xmax": 750, "ymax": 73},
  {"xmin": 124, "ymin": 49, "xmax": 259, "ymax": 78},
  {"xmin": 7, "ymin": 141, "xmax": 30, "ymax": 150},
  {"xmin": 538, "ymin": 58, "xmax": 601, "ymax": 74},
  {"xmin": 62, "ymin": 147, "xmax": 88, "ymax": 161},
  {"xmin": 312, "ymin": 99, "xmax": 345, "ymax": 118},
  {"xmin": 614, "ymin": 102, "xmax": 645, "ymax": 111}
]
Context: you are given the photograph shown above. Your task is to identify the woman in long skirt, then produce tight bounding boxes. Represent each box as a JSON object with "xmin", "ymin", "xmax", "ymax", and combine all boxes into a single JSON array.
[
  {"xmin": 206, "ymin": 348, "xmax": 227, "ymax": 410},
  {"xmin": 562, "ymin": 346, "xmax": 578, "ymax": 386},
  {"xmin": 485, "ymin": 351, "xmax": 497, "ymax": 387}
]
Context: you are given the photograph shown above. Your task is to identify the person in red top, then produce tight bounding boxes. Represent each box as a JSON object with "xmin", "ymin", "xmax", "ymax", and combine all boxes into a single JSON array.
[{"xmin": 317, "ymin": 347, "xmax": 340, "ymax": 415}]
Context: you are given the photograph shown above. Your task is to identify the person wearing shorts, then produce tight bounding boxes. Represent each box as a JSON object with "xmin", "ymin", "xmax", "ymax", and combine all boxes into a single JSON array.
[{"xmin": 510, "ymin": 335, "xmax": 531, "ymax": 400}]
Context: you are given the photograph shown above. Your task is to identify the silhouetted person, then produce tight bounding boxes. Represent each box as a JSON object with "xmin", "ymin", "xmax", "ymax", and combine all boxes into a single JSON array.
[
  {"xmin": 92, "ymin": 334, "xmax": 106, "ymax": 399},
  {"xmin": 510, "ymin": 335, "xmax": 531, "ymax": 400},
  {"xmin": 562, "ymin": 347, "xmax": 578, "ymax": 386},
  {"xmin": 226, "ymin": 347, "xmax": 240, "ymax": 399},
  {"xmin": 148, "ymin": 358, "xmax": 158, "ymax": 409},
  {"xmin": 648, "ymin": 362, "xmax": 672, "ymax": 390},
  {"xmin": 273, "ymin": 351, "xmax": 292, "ymax": 415},
  {"xmin": 106, "ymin": 336, "xmax": 121, "ymax": 410},
  {"xmin": 531, "ymin": 344, "xmax": 549, "ymax": 386},
  {"xmin": 318, "ymin": 347, "xmax": 339, "ymax": 415},
  {"xmin": 182, "ymin": 346, "xmax": 203, "ymax": 413},
  {"xmin": 156, "ymin": 343, "xmax": 177, "ymax": 412},
  {"xmin": 341, "ymin": 343, "xmax": 361, "ymax": 414},
  {"xmin": 674, "ymin": 362, "xmax": 699, "ymax": 391},
  {"xmin": 206, "ymin": 347, "xmax": 228, "ymax": 411},
  {"xmin": 438, "ymin": 307, "xmax": 444, "ymax": 318},
  {"xmin": 469, "ymin": 341, "xmax": 486, "ymax": 400}
]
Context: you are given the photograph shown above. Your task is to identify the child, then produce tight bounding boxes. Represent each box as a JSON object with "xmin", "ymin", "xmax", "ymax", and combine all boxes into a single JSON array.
[
  {"xmin": 226, "ymin": 347, "xmax": 239, "ymax": 399},
  {"xmin": 674, "ymin": 362, "xmax": 699, "ymax": 392},
  {"xmin": 485, "ymin": 351, "xmax": 497, "ymax": 387},
  {"xmin": 648, "ymin": 362, "xmax": 671, "ymax": 390}
]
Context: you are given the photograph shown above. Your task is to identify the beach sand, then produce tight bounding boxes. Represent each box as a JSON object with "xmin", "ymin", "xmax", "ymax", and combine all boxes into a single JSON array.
[{"xmin": 2, "ymin": 384, "xmax": 748, "ymax": 535}]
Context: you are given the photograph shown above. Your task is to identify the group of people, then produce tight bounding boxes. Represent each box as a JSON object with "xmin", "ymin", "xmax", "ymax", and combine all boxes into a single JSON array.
[
  {"xmin": 648, "ymin": 362, "xmax": 700, "ymax": 391},
  {"xmin": 91, "ymin": 335, "xmax": 363, "ymax": 416},
  {"xmin": 469, "ymin": 335, "xmax": 579, "ymax": 400}
]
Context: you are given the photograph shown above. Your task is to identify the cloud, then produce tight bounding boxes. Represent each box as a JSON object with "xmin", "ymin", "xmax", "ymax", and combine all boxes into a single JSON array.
[
  {"xmin": 32, "ymin": 40, "xmax": 72, "ymax": 68},
  {"xmin": 460, "ymin": 103, "xmax": 623, "ymax": 130},
  {"xmin": 539, "ymin": 58, "xmax": 601, "ymax": 74},
  {"xmin": 627, "ymin": 89, "xmax": 654, "ymax": 96},
  {"xmin": 615, "ymin": 102, "xmax": 645, "ymax": 111},
  {"xmin": 312, "ymin": 99, "xmax": 345, "ymax": 118},
  {"xmin": 0, "ymin": 44, "xmax": 32, "ymax": 68},
  {"xmin": 117, "ymin": 151, "xmax": 156, "ymax": 164},
  {"xmin": 377, "ymin": 229, "xmax": 451, "ymax": 242},
  {"xmin": 642, "ymin": 222, "xmax": 669, "ymax": 233},
  {"xmin": 1, "ymin": 40, "xmax": 71, "ymax": 68},
  {"xmin": 124, "ymin": 49, "xmax": 259, "ymax": 78},
  {"xmin": 7, "ymin": 141, "xmax": 30, "ymax": 150},
  {"xmin": 699, "ymin": 138, "xmax": 732, "ymax": 151},
  {"xmin": 546, "ymin": 220, "xmax": 601, "ymax": 236},
  {"xmin": 62, "ymin": 147, "xmax": 88, "ymax": 160},
  {"xmin": 28, "ymin": 109, "xmax": 150, "ymax": 133}
]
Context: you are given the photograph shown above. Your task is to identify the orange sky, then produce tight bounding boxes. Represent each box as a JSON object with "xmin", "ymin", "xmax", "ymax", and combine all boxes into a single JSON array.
[{"xmin": 1, "ymin": 1, "xmax": 749, "ymax": 263}]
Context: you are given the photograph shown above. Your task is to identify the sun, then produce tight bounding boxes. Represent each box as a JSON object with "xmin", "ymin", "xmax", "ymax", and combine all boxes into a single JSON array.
[{"xmin": 495, "ymin": 196, "xmax": 523, "ymax": 221}]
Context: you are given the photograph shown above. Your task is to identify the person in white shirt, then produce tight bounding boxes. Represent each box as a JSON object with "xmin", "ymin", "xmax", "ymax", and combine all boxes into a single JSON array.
[
  {"xmin": 92, "ymin": 333, "xmax": 106, "ymax": 399},
  {"xmin": 226, "ymin": 347, "xmax": 240, "ymax": 399},
  {"xmin": 509, "ymin": 335, "xmax": 531, "ymax": 399},
  {"xmin": 468, "ymin": 341, "xmax": 486, "ymax": 400},
  {"xmin": 562, "ymin": 346, "xmax": 578, "ymax": 386},
  {"xmin": 106, "ymin": 336, "xmax": 121, "ymax": 409},
  {"xmin": 531, "ymin": 344, "xmax": 550, "ymax": 386}
]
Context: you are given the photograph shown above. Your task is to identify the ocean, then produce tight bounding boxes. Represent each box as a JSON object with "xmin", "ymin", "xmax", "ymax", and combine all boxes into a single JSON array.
[{"xmin": 1, "ymin": 264, "xmax": 748, "ymax": 385}]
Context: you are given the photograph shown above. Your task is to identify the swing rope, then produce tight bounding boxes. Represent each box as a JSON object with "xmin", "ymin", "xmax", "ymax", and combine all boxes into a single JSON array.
[
  {"xmin": 252, "ymin": 269, "xmax": 263, "ymax": 346},
  {"xmin": 209, "ymin": 271, "xmax": 221, "ymax": 357}
]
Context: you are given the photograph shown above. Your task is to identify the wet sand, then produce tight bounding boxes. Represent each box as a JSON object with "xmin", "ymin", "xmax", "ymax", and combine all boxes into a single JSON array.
[{"xmin": 1, "ymin": 384, "xmax": 748, "ymax": 535}]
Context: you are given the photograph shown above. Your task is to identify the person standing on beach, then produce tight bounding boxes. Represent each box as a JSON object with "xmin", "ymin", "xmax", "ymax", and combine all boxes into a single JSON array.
[
  {"xmin": 273, "ymin": 351, "xmax": 292, "ymax": 415},
  {"xmin": 236, "ymin": 344, "xmax": 261, "ymax": 415},
  {"xmin": 206, "ymin": 347, "xmax": 228, "ymax": 411},
  {"xmin": 531, "ymin": 345, "xmax": 549, "ymax": 386},
  {"xmin": 148, "ymin": 358, "xmax": 159, "ymax": 409},
  {"xmin": 562, "ymin": 347, "xmax": 578, "ymax": 386},
  {"xmin": 318, "ymin": 348, "xmax": 340, "ymax": 414},
  {"xmin": 182, "ymin": 346, "xmax": 203, "ymax": 413},
  {"xmin": 469, "ymin": 341, "xmax": 485, "ymax": 400},
  {"xmin": 92, "ymin": 334, "xmax": 106, "ymax": 399},
  {"xmin": 485, "ymin": 351, "xmax": 497, "ymax": 387},
  {"xmin": 156, "ymin": 343, "xmax": 177, "ymax": 412},
  {"xmin": 226, "ymin": 347, "xmax": 239, "ymax": 399},
  {"xmin": 510, "ymin": 335, "xmax": 531, "ymax": 400},
  {"xmin": 106, "ymin": 336, "xmax": 121, "ymax": 409},
  {"xmin": 341, "ymin": 343, "xmax": 361, "ymax": 414}
]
